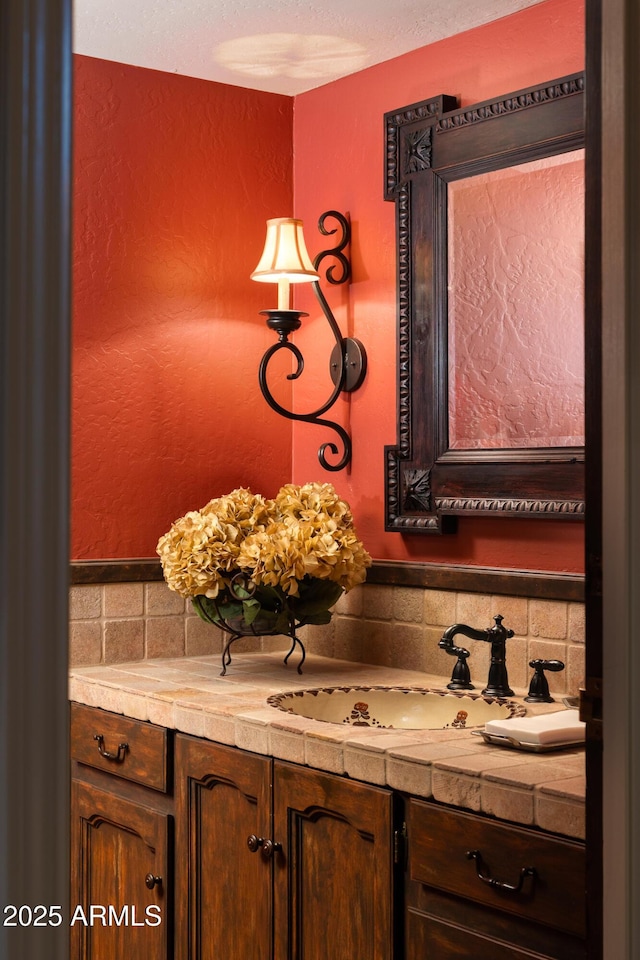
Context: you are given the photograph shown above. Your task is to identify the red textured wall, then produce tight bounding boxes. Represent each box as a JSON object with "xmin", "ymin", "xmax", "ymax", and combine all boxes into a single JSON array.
[
  {"xmin": 292, "ymin": 0, "xmax": 586, "ymax": 571},
  {"xmin": 72, "ymin": 0, "xmax": 587, "ymax": 572},
  {"xmin": 72, "ymin": 56, "xmax": 294, "ymax": 558}
]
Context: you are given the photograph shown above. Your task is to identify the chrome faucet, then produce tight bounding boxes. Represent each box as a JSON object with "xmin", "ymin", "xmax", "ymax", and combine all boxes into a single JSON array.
[{"xmin": 439, "ymin": 615, "xmax": 514, "ymax": 698}]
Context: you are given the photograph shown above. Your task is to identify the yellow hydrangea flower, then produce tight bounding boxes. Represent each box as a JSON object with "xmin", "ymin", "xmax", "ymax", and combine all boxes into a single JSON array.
[{"xmin": 157, "ymin": 484, "xmax": 371, "ymax": 610}]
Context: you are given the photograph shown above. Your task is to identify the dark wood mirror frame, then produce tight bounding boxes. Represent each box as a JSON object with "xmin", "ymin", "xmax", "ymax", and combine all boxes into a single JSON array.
[{"xmin": 384, "ymin": 72, "xmax": 585, "ymax": 534}]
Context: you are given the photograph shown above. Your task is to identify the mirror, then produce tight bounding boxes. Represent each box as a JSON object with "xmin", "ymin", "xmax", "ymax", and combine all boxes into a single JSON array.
[
  {"xmin": 383, "ymin": 73, "xmax": 585, "ymax": 534},
  {"xmin": 448, "ymin": 150, "xmax": 585, "ymax": 451}
]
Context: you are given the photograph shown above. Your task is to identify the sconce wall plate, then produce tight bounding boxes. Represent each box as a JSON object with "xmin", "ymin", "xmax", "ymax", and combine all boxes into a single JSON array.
[
  {"xmin": 253, "ymin": 210, "xmax": 367, "ymax": 472},
  {"xmin": 329, "ymin": 339, "xmax": 367, "ymax": 392}
]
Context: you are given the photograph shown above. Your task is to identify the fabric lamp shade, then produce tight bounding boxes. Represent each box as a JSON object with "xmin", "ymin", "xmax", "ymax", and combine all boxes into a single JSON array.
[{"xmin": 251, "ymin": 218, "xmax": 319, "ymax": 283}]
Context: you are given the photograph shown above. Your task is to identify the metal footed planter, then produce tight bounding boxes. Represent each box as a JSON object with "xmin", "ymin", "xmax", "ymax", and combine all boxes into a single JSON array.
[
  {"xmin": 216, "ymin": 615, "xmax": 306, "ymax": 677},
  {"xmin": 191, "ymin": 596, "xmax": 307, "ymax": 677}
]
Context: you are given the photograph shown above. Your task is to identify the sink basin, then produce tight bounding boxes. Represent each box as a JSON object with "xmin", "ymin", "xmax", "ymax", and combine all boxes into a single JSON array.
[{"xmin": 267, "ymin": 686, "xmax": 525, "ymax": 730}]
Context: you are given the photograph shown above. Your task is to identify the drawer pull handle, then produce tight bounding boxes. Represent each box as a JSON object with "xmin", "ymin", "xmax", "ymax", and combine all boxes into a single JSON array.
[
  {"xmin": 94, "ymin": 734, "xmax": 128, "ymax": 762},
  {"xmin": 466, "ymin": 850, "xmax": 536, "ymax": 893},
  {"xmin": 247, "ymin": 835, "xmax": 282, "ymax": 859},
  {"xmin": 145, "ymin": 873, "xmax": 162, "ymax": 890}
]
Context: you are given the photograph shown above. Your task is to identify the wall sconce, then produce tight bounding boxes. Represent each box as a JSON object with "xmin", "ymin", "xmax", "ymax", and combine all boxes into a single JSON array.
[{"xmin": 251, "ymin": 210, "xmax": 367, "ymax": 471}]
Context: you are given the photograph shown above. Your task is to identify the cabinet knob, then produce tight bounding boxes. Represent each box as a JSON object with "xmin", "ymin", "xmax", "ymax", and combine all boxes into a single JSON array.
[
  {"xmin": 247, "ymin": 835, "xmax": 282, "ymax": 859},
  {"xmin": 145, "ymin": 873, "xmax": 162, "ymax": 890},
  {"xmin": 260, "ymin": 839, "xmax": 282, "ymax": 860}
]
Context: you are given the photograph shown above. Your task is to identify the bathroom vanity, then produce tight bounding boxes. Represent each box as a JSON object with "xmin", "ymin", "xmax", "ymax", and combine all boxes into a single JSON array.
[{"xmin": 69, "ymin": 654, "xmax": 586, "ymax": 960}]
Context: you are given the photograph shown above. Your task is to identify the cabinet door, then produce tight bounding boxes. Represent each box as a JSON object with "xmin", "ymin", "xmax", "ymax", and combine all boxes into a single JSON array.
[
  {"xmin": 174, "ymin": 735, "xmax": 272, "ymax": 960},
  {"xmin": 273, "ymin": 761, "xmax": 395, "ymax": 960},
  {"xmin": 70, "ymin": 779, "xmax": 169, "ymax": 960}
]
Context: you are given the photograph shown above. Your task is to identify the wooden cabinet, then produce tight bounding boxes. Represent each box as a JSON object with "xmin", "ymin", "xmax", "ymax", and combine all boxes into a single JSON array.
[
  {"xmin": 272, "ymin": 760, "xmax": 395, "ymax": 960},
  {"xmin": 71, "ymin": 705, "xmax": 395, "ymax": 960},
  {"xmin": 404, "ymin": 799, "xmax": 587, "ymax": 960},
  {"xmin": 71, "ymin": 702, "xmax": 586, "ymax": 960},
  {"xmin": 174, "ymin": 734, "xmax": 273, "ymax": 960},
  {"xmin": 175, "ymin": 734, "xmax": 396, "ymax": 960},
  {"xmin": 70, "ymin": 706, "xmax": 172, "ymax": 960},
  {"xmin": 70, "ymin": 781, "xmax": 170, "ymax": 960}
]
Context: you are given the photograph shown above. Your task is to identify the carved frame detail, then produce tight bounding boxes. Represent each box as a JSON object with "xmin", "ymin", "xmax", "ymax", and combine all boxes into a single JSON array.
[{"xmin": 384, "ymin": 73, "xmax": 586, "ymax": 534}]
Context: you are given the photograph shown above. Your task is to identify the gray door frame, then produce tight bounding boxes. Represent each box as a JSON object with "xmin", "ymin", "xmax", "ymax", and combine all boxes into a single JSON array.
[
  {"xmin": 0, "ymin": 1, "xmax": 72, "ymax": 957},
  {"xmin": 601, "ymin": 0, "xmax": 640, "ymax": 956}
]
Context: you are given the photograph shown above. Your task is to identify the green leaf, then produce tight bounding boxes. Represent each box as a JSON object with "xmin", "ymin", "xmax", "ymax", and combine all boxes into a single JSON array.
[
  {"xmin": 232, "ymin": 583, "xmax": 253, "ymax": 600},
  {"xmin": 301, "ymin": 610, "xmax": 333, "ymax": 626},
  {"xmin": 216, "ymin": 600, "xmax": 244, "ymax": 621},
  {"xmin": 253, "ymin": 583, "xmax": 285, "ymax": 612},
  {"xmin": 242, "ymin": 598, "xmax": 262, "ymax": 625},
  {"xmin": 192, "ymin": 595, "xmax": 247, "ymax": 625},
  {"xmin": 273, "ymin": 611, "xmax": 292, "ymax": 634},
  {"xmin": 192, "ymin": 596, "xmax": 218, "ymax": 624},
  {"xmin": 292, "ymin": 579, "xmax": 343, "ymax": 619}
]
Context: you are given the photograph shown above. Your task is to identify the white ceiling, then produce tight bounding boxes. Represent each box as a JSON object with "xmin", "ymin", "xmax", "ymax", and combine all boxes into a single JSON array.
[{"xmin": 73, "ymin": 0, "xmax": 544, "ymax": 96}]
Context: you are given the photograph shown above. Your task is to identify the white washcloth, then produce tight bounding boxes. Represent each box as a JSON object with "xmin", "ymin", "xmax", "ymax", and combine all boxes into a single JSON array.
[{"xmin": 484, "ymin": 709, "xmax": 585, "ymax": 745}]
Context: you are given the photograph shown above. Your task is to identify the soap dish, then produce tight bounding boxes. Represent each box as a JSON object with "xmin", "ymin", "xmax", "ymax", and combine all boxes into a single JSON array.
[
  {"xmin": 562, "ymin": 695, "xmax": 580, "ymax": 709},
  {"xmin": 472, "ymin": 730, "xmax": 585, "ymax": 752}
]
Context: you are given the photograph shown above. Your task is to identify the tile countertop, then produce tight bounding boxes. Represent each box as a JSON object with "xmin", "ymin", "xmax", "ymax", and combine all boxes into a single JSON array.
[{"xmin": 69, "ymin": 652, "xmax": 586, "ymax": 842}]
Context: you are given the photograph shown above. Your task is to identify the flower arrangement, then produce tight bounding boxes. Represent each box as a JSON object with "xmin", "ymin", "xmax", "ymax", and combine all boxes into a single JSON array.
[{"xmin": 156, "ymin": 482, "xmax": 371, "ymax": 636}]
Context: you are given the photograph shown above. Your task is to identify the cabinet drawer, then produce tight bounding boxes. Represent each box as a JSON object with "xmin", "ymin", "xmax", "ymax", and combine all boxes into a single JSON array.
[
  {"xmin": 407, "ymin": 910, "xmax": 584, "ymax": 960},
  {"xmin": 408, "ymin": 799, "xmax": 585, "ymax": 938},
  {"xmin": 70, "ymin": 703, "xmax": 168, "ymax": 792}
]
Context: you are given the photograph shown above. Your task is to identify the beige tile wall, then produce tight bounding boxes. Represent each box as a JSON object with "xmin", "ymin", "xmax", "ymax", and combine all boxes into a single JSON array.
[
  {"xmin": 69, "ymin": 580, "xmax": 584, "ymax": 697},
  {"xmin": 302, "ymin": 585, "xmax": 585, "ymax": 697},
  {"xmin": 69, "ymin": 582, "xmax": 222, "ymax": 666}
]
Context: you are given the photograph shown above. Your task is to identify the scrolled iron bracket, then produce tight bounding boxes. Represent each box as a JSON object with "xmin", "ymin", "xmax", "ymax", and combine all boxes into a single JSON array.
[{"xmin": 257, "ymin": 210, "xmax": 367, "ymax": 471}]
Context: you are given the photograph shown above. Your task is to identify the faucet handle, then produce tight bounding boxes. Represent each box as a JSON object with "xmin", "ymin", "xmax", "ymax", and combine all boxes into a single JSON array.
[
  {"xmin": 525, "ymin": 659, "xmax": 565, "ymax": 703},
  {"xmin": 438, "ymin": 635, "xmax": 474, "ymax": 690},
  {"xmin": 447, "ymin": 647, "xmax": 474, "ymax": 691}
]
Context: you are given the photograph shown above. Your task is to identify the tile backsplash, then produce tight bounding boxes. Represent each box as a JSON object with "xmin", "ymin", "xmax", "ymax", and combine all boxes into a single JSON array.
[{"xmin": 69, "ymin": 579, "xmax": 584, "ymax": 698}]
